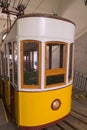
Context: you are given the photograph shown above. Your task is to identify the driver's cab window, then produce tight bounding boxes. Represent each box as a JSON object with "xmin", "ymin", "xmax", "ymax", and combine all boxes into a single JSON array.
[
  {"xmin": 45, "ymin": 42, "xmax": 67, "ymax": 87},
  {"xmin": 21, "ymin": 40, "xmax": 41, "ymax": 89}
]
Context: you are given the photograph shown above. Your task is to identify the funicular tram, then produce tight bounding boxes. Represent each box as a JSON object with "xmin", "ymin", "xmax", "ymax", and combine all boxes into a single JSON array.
[{"xmin": 0, "ymin": 14, "xmax": 75, "ymax": 130}]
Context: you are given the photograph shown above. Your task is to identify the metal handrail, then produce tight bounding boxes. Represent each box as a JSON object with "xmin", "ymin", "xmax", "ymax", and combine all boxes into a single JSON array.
[{"xmin": 73, "ymin": 71, "xmax": 87, "ymax": 91}]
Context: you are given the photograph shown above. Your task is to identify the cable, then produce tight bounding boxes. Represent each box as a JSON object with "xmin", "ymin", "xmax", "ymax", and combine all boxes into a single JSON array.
[
  {"xmin": 13, "ymin": 0, "xmax": 17, "ymax": 8},
  {"xmin": 33, "ymin": 0, "xmax": 45, "ymax": 12},
  {"xmin": 18, "ymin": 0, "xmax": 23, "ymax": 6},
  {"xmin": 25, "ymin": 0, "xmax": 31, "ymax": 8}
]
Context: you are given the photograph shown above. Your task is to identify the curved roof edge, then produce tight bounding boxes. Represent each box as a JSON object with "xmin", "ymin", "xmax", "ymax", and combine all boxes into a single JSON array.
[{"xmin": 17, "ymin": 13, "xmax": 76, "ymax": 26}]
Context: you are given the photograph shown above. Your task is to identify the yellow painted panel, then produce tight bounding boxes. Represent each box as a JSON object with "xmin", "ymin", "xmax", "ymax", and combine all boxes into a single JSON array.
[{"xmin": 15, "ymin": 85, "xmax": 72, "ymax": 126}]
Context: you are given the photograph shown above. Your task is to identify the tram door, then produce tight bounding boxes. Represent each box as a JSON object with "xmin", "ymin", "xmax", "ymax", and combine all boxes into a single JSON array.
[
  {"xmin": 8, "ymin": 42, "xmax": 15, "ymax": 119},
  {"xmin": 0, "ymin": 52, "xmax": 4, "ymax": 98},
  {"xmin": 3, "ymin": 43, "xmax": 11, "ymax": 110}
]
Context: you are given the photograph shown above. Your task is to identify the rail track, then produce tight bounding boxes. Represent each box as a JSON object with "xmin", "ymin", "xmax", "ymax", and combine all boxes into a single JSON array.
[{"xmin": 43, "ymin": 110, "xmax": 87, "ymax": 130}]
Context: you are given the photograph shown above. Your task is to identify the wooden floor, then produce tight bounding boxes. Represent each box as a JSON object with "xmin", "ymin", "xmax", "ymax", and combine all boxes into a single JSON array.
[
  {"xmin": 47, "ymin": 99, "xmax": 87, "ymax": 130},
  {"xmin": 0, "ymin": 88, "xmax": 87, "ymax": 130}
]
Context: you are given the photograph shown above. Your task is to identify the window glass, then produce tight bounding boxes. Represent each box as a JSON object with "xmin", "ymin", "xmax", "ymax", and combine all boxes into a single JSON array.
[
  {"xmin": 4, "ymin": 44, "xmax": 8, "ymax": 75},
  {"xmin": 8, "ymin": 42, "xmax": 13, "ymax": 82},
  {"xmin": 46, "ymin": 75, "xmax": 64, "ymax": 85},
  {"xmin": 13, "ymin": 41, "xmax": 18, "ymax": 85},
  {"xmin": 68, "ymin": 43, "xmax": 73, "ymax": 80},
  {"xmin": 0, "ymin": 53, "xmax": 4, "ymax": 77},
  {"xmin": 2, "ymin": 53, "xmax": 5, "ymax": 77},
  {"xmin": 45, "ymin": 42, "xmax": 67, "ymax": 87},
  {"xmin": 46, "ymin": 44, "xmax": 65, "ymax": 69},
  {"xmin": 23, "ymin": 41, "xmax": 39, "ymax": 86},
  {"xmin": 2, "ymin": 32, "xmax": 7, "ymax": 41}
]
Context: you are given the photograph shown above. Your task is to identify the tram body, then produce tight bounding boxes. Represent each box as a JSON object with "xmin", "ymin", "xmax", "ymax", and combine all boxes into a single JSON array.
[{"xmin": 0, "ymin": 14, "xmax": 75, "ymax": 130}]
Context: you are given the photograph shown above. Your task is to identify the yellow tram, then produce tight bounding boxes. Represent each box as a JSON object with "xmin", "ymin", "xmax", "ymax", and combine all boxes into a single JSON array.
[{"xmin": 0, "ymin": 14, "xmax": 75, "ymax": 130}]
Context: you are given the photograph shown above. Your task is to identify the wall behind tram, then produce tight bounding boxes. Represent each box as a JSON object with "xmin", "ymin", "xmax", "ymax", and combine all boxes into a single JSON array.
[{"xmin": 74, "ymin": 32, "xmax": 87, "ymax": 74}]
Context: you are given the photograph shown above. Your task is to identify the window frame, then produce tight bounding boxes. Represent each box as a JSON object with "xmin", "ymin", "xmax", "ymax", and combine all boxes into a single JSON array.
[
  {"xmin": 13, "ymin": 41, "xmax": 18, "ymax": 85},
  {"xmin": 20, "ymin": 40, "xmax": 41, "ymax": 89},
  {"xmin": 68, "ymin": 43, "xmax": 74, "ymax": 82},
  {"xmin": 4, "ymin": 43, "xmax": 9, "ymax": 76},
  {"xmin": 8, "ymin": 42, "xmax": 13, "ymax": 83},
  {"xmin": 7, "ymin": 41, "xmax": 18, "ymax": 87},
  {"xmin": 0, "ymin": 52, "xmax": 4, "ymax": 77},
  {"xmin": 45, "ymin": 41, "xmax": 68, "ymax": 88}
]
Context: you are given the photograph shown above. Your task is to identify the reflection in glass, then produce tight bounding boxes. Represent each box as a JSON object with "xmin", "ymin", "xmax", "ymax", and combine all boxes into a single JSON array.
[
  {"xmin": 23, "ymin": 42, "xmax": 39, "ymax": 85},
  {"xmin": 46, "ymin": 74, "xmax": 64, "ymax": 85},
  {"xmin": 46, "ymin": 43, "xmax": 66, "ymax": 86},
  {"xmin": 13, "ymin": 42, "xmax": 18, "ymax": 84},
  {"xmin": 46, "ymin": 44, "xmax": 65, "ymax": 69},
  {"xmin": 68, "ymin": 43, "xmax": 73, "ymax": 80}
]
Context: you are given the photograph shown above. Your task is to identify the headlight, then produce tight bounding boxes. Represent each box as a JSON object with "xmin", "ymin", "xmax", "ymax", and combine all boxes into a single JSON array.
[{"xmin": 51, "ymin": 99, "xmax": 61, "ymax": 110}]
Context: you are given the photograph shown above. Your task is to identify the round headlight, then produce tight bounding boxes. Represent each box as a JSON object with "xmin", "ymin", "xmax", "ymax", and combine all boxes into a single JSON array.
[{"xmin": 51, "ymin": 99, "xmax": 61, "ymax": 110}]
